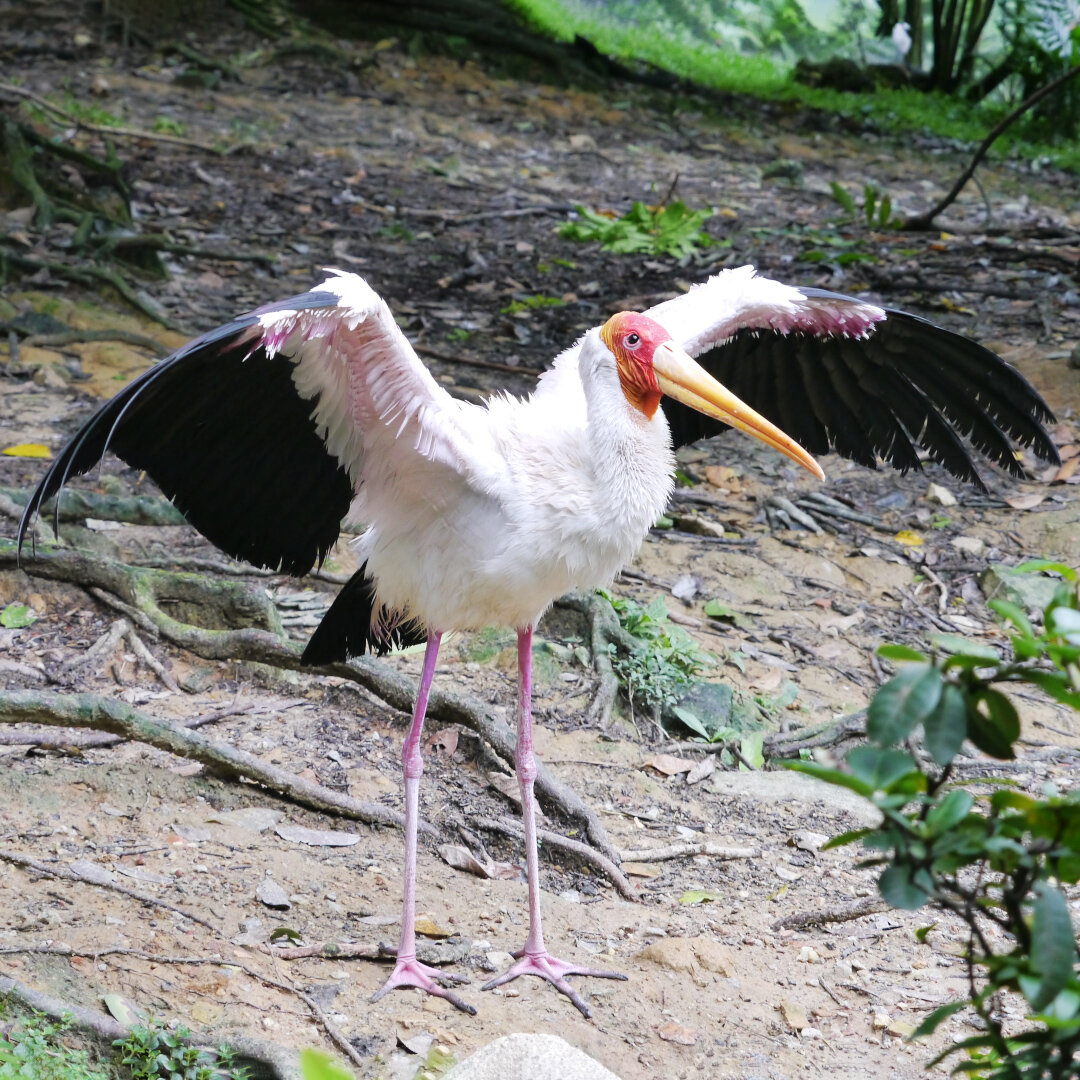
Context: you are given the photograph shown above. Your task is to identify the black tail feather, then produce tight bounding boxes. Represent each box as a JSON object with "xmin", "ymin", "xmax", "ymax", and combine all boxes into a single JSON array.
[{"xmin": 302, "ymin": 564, "xmax": 427, "ymax": 664}]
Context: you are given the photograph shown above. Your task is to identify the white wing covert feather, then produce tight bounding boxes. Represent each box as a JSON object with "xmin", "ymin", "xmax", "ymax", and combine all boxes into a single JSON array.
[{"xmin": 257, "ymin": 270, "xmax": 503, "ymax": 493}]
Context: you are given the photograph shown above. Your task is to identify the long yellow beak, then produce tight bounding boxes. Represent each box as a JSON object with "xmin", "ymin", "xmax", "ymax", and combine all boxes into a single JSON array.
[{"xmin": 652, "ymin": 341, "xmax": 825, "ymax": 480}]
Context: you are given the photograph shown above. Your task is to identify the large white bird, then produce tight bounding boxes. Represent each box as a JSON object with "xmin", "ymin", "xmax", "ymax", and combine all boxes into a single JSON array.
[{"xmin": 18, "ymin": 266, "xmax": 1057, "ymax": 1016}]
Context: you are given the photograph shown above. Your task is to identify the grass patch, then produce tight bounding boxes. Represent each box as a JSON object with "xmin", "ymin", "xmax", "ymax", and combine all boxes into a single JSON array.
[{"xmin": 510, "ymin": 0, "xmax": 1080, "ymax": 172}]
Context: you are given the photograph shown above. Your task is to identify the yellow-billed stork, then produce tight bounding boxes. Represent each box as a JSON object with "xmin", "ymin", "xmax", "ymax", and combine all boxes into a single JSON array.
[{"xmin": 18, "ymin": 266, "xmax": 1058, "ymax": 1016}]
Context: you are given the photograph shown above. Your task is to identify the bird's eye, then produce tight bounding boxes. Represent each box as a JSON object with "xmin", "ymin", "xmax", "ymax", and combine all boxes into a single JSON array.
[{"xmin": 624, "ymin": 332, "xmax": 641, "ymax": 349}]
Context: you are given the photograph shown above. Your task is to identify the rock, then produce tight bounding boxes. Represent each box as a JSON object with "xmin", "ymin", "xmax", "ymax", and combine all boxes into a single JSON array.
[
  {"xmin": 781, "ymin": 998, "xmax": 808, "ymax": 1031},
  {"xmin": 638, "ymin": 936, "xmax": 732, "ymax": 976},
  {"xmin": 443, "ymin": 1034, "xmax": 624, "ymax": 1080},
  {"xmin": 951, "ymin": 535, "xmax": 985, "ymax": 557},
  {"xmin": 256, "ymin": 877, "xmax": 290, "ymax": 910},
  {"xmin": 926, "ymin": 482, "xmax": 957, "ymax": 506},
  {"xmin": 980, "ymin": 564, "xmax": 1060, "ymax": 613}
]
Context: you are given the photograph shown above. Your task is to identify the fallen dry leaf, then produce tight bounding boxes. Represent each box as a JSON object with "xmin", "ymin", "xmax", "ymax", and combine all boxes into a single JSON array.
[
  {"xmin": 426, "ymin": 726, "xmax": 459, "ymax": 756},
  {"xmin": 275, "ymin": 824, "xmax": 360, "ymax": 847},
  {"xmin": 414, "ymin": 914, "xmax": 453, "ymax": 938},
  {"xmin": 781, "ymin": 999, "xmax": 809, "ymax": 1031},
  {"xmin": 1053, "ymin": 458, "xmax": 1079, "ymax": 483},
  {"xmin": 642, "ymin": 753, "xmax": 694, "ymax": 776},
  {"xmin": 1004, "ymin": 491, "xmax": 1047, "ymax": 510},
  {"xmin": 621, "ymin": 862, "xmax": 660, "ymax": 878},
  {"xmin": 656, "ymin": 1022, "xmax": 697, "ymax": 1046}
]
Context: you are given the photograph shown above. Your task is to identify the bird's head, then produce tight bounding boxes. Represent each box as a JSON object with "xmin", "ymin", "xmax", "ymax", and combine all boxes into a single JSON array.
[{"xmin": 600, "ymin": 311, "xmax": 824, "ymax": 480}]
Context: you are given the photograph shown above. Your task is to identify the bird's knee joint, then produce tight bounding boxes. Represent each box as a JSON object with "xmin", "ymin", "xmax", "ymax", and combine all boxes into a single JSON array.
[
  {"xmin": 516, "ymin": 750, "xmax": 537, "ymax": 784},
  {"xmin": 403, "ymin": 747, "xmax": 424, "ymax": 779}
]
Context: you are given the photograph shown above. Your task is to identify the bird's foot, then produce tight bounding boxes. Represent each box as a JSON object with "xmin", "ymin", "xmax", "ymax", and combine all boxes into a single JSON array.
[
  {"xmin": 481, "ymin": 948, "xmax": 627, "ymax": 1018},
  {"xmin": 371, "ymin": 956, "xmax": 476, "ymax": 1015}
]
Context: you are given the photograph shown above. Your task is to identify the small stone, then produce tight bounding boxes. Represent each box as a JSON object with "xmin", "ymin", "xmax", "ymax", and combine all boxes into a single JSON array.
[
  {"xmin": 796, "ymin": 946, "xmax": 819, "ymax": 964},
  {"xmin": 951, "ymin": 535, "xmax": 985, "ymax": 557},
  {"xmin": 872, "ymin": 1008, "xmax": 891, "ymax": 1030},
  {"xmin": 926, "ymin": 483, "xmax": 957, "ymax": 506},
  {"xmin": 256, "ymin": 877, "xmax": 291, "ymax": 910}
]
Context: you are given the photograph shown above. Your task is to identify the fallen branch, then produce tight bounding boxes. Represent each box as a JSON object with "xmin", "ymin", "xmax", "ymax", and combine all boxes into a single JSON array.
[
  {"xmin": 0, "ymin": 848, "xmax": 220, "ymax": 933},
  {"xmin": 619, "ymin": 841, "xmax": 758, "ymax": 862},
  {"xmin": 904, "ymin": 63, "xmax": 1080, "ymax": 230},
  {"xmin": 0, "ymin": 690, "xmax": 415, "ymax": 833},
  {"xmin": 474, "ymin": 815, "xmax": 638, "ymax": 902},
  {"xmin": 771, "ymin": 895, "xmax": 890, "ymax": 932}
]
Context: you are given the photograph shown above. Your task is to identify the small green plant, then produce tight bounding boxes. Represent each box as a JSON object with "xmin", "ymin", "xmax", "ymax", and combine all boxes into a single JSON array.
[
  {"xmin": 829, "ymin": 181, "xmax": 900, "ymax": 229},
  {"xmin": 500, "ymin": 294, "xmax": 566, "ymax": 316},
  {"xmin": 376, "ymin": 223, "xmax": 414, "ymax": 242},
  {"xmin": 445, "ymin": 327, "xmax": 473, "ymax": 343},
  {"xmin": 791, "ymin": 560, "xmax": 1080, "ymax": 1078},
  {"xmin": 151, "ymin": 116, "xmax": 186, "ymax": 136},
  {"xmin": 299, "ymin": 1050, "xmax": 354, "ymax": 1080},
  {"xmin": 602, "ymin": 591, "xmax": 715, "ymax": 718},
  {"xmin": 559, "ymin": 200, "xmax": 713, "ymax": 258},
  {"xmin": 0, "ymin": 603, "xmax": 34, "ymax": 628},
  {"xmin": 115, "ymin": 1022, "xmax": 250, "ymax": 1080},
  {"xmin": 0, "ymin": 1012, "xmax": 110, "ymax": 1080}
]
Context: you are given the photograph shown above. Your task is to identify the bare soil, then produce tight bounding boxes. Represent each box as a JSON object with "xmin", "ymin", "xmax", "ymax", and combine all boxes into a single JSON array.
[{"xmin": 1, "ymin": 4, "xmax": 1080, "ymax": 1078}]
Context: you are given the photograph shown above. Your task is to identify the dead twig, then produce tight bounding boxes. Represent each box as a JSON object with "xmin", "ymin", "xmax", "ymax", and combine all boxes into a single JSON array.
[
  {"xmin": 474, "ymin": 815, "xmax": 638, "ymax": 902},
  {"xmin": 771, "ymin": 895, "xmax": 890, "ymax": 932},
  {"xmin": 0, "ymin": 848, "xmax": 220, "ymax": 933},
  {"xmin": 904, "ymin": 63, "xmax": 1080, "ymax": 230}
]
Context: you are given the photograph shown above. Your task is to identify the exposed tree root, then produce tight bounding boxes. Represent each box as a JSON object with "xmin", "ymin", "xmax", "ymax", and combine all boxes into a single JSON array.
[
  {"xmin": 619, "ymin": 841, "xmax": 758, "ymax": 862},
  {"xmin": 0, "ymin": 690, "xmax": 414, "ymax": 833},
  {"xmin": 0, "ymin": 847, "xmax": 220, "ymax": 933},
  {"xmin": 3, "ymin": 541, "xmax": 622, "ymax": 874},
  {"xmin": 0, "ymin": 964, "xmax": 301, "ymax": 1080},
  {"xmin": 473, "ymin": 815, "xmax": 637, "ymax": 902}
]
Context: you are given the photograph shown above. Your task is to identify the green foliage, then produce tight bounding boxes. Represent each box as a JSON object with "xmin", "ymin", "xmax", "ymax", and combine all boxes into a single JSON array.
[
  {"xmin": 115, "ymin": 1022, "xmax": 250, "ymax": 1080},
  {"xmin": 828, "ymin": 181, "xmax": 900, "ymax": 228},
  {"xmin": 299, "ymin": 1050, "xmax": 354, "ymax": 1080},
  {"xmin": 0, "ymin": 1013, "xmax": 110, "ymax": 1080},
  {"xmin": 559, "ymin": 201, "xmax": 713, "ymax": 259},
  {"xmin": 500, "ymin": 294, "xmax": 566, "ymax": 315},
  {"xmin": 0, "ymin": 604, "xmax": 34, "ymax": 629},
  {"xmin": 791, "ymin": 562, "xmax": 1080, "ymax": 1077},
  {"xmin": 151, "ymin": 117, "xmax": 186, "ymax": 136},
  {"xmin": 602, "ymin": 591, "xmax": 715, "ymax": 717}
]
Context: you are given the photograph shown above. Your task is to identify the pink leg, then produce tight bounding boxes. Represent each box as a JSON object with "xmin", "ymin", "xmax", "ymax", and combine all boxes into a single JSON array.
[
  {"xmin": 481, "ymin": 626, "xmax": 627, "ymax": 1018},
  {"xmin": 371, "ymin": 632, "xmax": 475, "ymax": 1015}
]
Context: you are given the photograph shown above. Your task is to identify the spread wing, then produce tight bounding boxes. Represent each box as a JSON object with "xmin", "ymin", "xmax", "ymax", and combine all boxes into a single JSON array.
[
  {"xmin": 646, "ymin": 266, "xmax": 1059, "ymax": 490},
  {"xmin": 17, "ymin": 270, "xmax": 492, "ymax": 573}
]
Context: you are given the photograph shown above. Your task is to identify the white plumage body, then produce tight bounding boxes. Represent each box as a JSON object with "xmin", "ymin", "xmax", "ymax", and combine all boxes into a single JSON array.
[{"xmin": 258, "ymin": 272, "xmax": 676, "ymax": 633}]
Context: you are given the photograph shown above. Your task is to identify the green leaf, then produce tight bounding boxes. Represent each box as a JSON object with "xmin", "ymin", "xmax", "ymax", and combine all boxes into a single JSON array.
[
  {"xmin": 1012, "ymin": 559, "xmax": 1076, "ymax": 582},
  {"xmin": 914, "ymin": 922, "xmax": 938, "ymax": 944},
  {"xmin": 846, "ymin": 745, "xmax": 920, "ymax": 792},
  {"xmin": 300, "ymin": 1049, "xmax": 356, "ymax": 1080},
  {"xmin": 930, "ymin": 632, "xmax": 999, "ymax": 661},
  {"xmin": 1028, "ymin": 882, "xmax": 1076, "ymax": 1011},
  {"xmin": 923, "ymin": 683, "xmax": 968, "ymax": 766},
  {"xmin": 910, "ymin": 999, "xmax": 965, "ymax": 1038},
  {"xmin": 739, "ymin": 731, "xmax": 764, "ymax": 770},
  {"xmin": 829, "ymin": 180, "xmax": 855, "ymax": 214},
  {"xmin": 987, "ymin": 598, "xmax": 1034, "ymax": 638},
  {"xmin": 925, "ymin": 789, "xmax": 974, "ymax": 833},
  {"xmin": 879, "ymin": 864, "xmax": 930, "ymax": 909},
  {"xmin": 867, "ymin": 664, "xmax": 943, "ymax": 744},
  {"xmin": 876, "ymin": 644, "xmax": 929, "ymax": 663},
  {"xmin": 0, "ymin": 603, "xmax": 34, "ymax": 629},
  {"xmin": 704, "ymin": 599, "xmax": 739, "ymax": 620},
  {"xmin": 821, "ymin": 827, "xmax": 876, "ymax": 850},
  {"xmin": 966, "ymin": 689, "xmax": 1019, "ymax": 759},
  {"xmin": 1016, "ymin": 668, "xmax": 1080, "ymax": 710},
  {"xmin": 269, "ymin": 926, "xmax": 302, "ymax": 944},
  {"xmin": 679, "ymin": 889, "xmax": 722, "ymax": 905},
  {"xmin": 1049, "ymin": 606, "xmax": 1080, "ymax": 644},
  {"xmin": 784, "ymin": 759, "xmax": 873, "ymax": 797}
]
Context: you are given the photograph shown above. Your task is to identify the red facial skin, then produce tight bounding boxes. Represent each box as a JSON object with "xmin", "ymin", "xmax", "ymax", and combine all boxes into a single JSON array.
[{"xmin": 599, "ymin": 312, "xmax": 672, "ymax": 419}]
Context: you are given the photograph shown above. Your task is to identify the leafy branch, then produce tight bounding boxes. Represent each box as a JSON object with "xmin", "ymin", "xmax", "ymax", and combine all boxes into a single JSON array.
[{"xmin": 790, "ymin": 560, "xmax": 1080, "ymax": 1077}]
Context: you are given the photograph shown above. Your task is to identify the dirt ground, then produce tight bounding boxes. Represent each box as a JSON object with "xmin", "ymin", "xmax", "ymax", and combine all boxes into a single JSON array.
[{"xmin": 1, "ymin": 4, "xmax": 1080, "ymax": 1078}]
